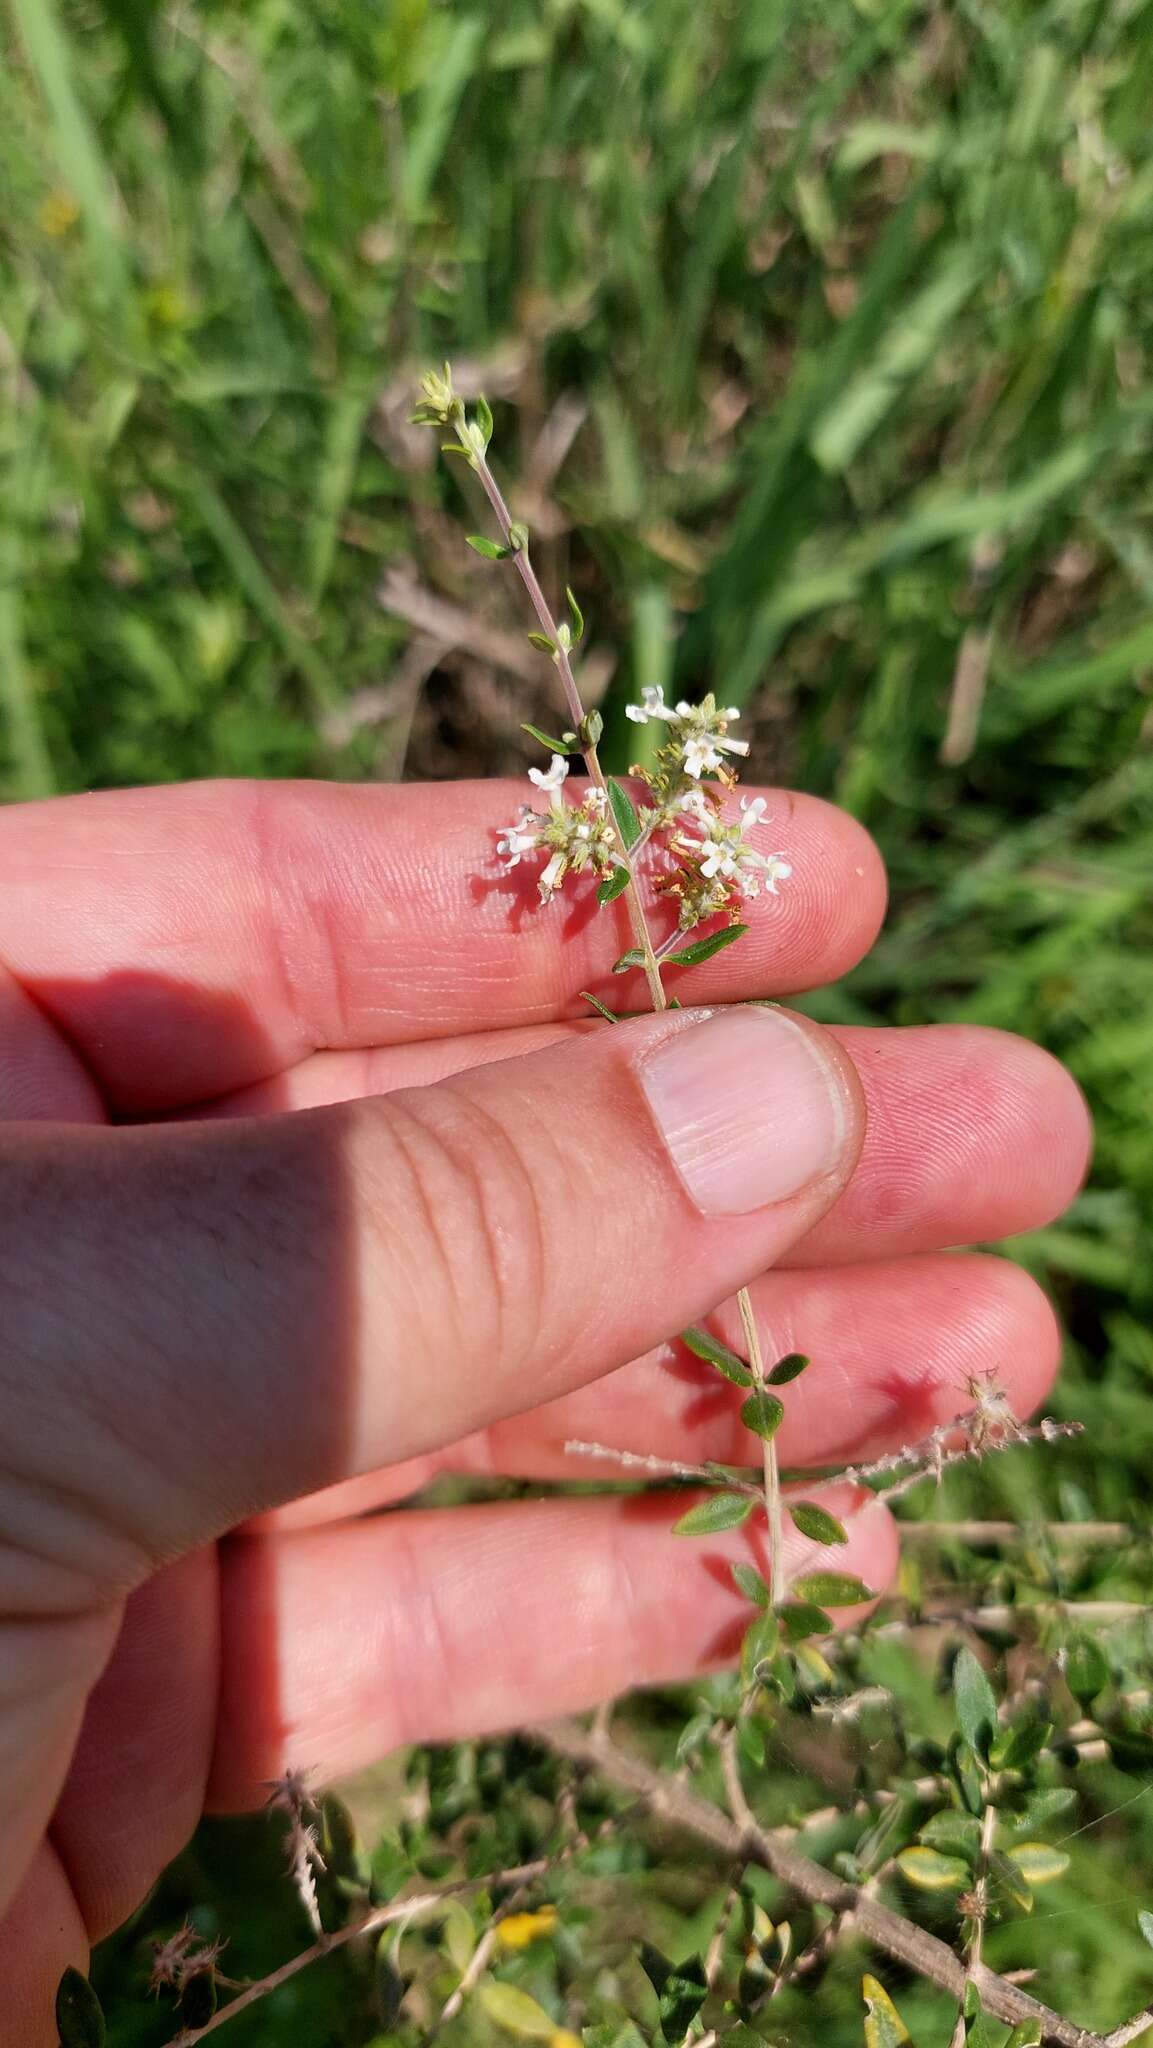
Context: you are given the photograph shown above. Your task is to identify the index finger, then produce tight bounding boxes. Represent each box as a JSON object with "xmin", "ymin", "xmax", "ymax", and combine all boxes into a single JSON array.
[{"xmin": 0, "ymin": 778, "xmax": 885, "ymax": 1110}]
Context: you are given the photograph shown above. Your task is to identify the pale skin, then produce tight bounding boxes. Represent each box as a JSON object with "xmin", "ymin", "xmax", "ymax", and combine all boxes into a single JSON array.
[{"xmin": 0, "ymin": 777, "xmax": 1091, "ymax": 2040}]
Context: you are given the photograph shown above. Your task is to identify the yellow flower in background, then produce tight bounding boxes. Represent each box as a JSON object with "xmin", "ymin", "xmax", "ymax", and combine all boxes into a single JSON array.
[
  {"xmin": 495, "ymin": 1906, "xmax": 558, "ymax": 1952},
  {"xmin": 38, "ymin": 190, "xmax": 79, "ymax": 238}
]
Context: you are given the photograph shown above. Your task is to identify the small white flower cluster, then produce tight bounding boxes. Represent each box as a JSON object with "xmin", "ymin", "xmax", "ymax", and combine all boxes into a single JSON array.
[
  {"xmin": 625, "ymin": 684, "xmax": 750, "ymax": 779},
  {"xmin": 497, "ymin": 755, "xmax": 620, "ymax": 901},
  {"xmin": 670, "ymin": 793, "xmax": 792, "ymax": 929}
]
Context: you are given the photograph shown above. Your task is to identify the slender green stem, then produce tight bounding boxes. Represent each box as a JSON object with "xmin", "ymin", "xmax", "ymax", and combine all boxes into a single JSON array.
[
  {"xmin": 457, "ymin": 412, "xmax": 777, "ymax": 1602},
  {"xmin": 738, "ymin": 1284, "xmax": 783, "ymax": 1605},
  {"xmin": 950, "ymin": 1799, "xmax": 998, "ymax": 2048},
  {"xmin": 455, "ymin": 416, "xmax": 667, "ymax": 1012}
]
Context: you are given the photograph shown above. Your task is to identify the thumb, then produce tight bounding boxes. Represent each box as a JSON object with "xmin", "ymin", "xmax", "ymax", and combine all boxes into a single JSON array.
[{"xmin": 1, "ymin": 1003, "xmax": 863, "ymax": 1588}]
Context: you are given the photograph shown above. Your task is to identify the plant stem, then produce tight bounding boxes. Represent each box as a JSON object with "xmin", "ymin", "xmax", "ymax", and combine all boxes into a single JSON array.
[
  {"xmin": 458, "ymin": 414, "xmax": 779, "ymax": 1600},
  {"xmin": 738, "ymin": 1285, "xmax": 783, "ymax": 1606},
  {"xmin": 950, "ymin": 1799, "xmax": 998, "ymax": 2048},
  {"xmin": 455, "ymin": 416, "xmax": 667, "ymax": 1012}
]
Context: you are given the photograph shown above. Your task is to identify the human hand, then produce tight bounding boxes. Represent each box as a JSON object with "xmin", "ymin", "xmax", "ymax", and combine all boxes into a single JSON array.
[{"xmin": 0, "ymin": 778, "xmax": 1090, "ymax": 2038}]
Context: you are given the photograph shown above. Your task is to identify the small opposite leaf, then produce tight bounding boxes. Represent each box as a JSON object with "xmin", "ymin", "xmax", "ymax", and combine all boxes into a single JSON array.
[
  {"xmin": 778, "ymin": 1600, "xmax": 835, "ymax": 1641},
  {"xmin": 739, "ymin": 1388, "xmax": 785, "ymax": 1442},
  {"xmin": 580, "ymin": 709, "xmax": 603, "ymax": 746},
  {"xmin": 665, "ymin": 923, "xmax": 749, "ymax": 968},
  {"xmin": 896, "ymin": 1845, "xmax": 970, "ymax": 1891},
  {"xmin": 792, "ymin": 1571, "xmax": 873, "ymax": 1607},
  {"xmin": 607, "ymin": 778, "xmax": 642, "ymax": 850},
  {"xmin": 1064, "ymin": 1632, "xmax": 1109, "ymax": 1707},
  {"xmin": 918, "ymin": 1811, "xmax": 980, "ymax": 1857},
  {"xmin": 788, "ymin": 1501, "xmax": 848, "ymax": 1546},
  {"xmin": 1005, "ymin": 2027, "xmax": 1043, "ymax": 2048},
  {"xmin": 673, "ymin": 1492, "xmax": 756, "ymax": 1537},
  {"xmin": 522, "ymin": 723, "xmax": 574, "ymax": 754},
  {"xmin": 466, "ymin": 534, "xmax": 509, "ymax": 560},
  {"xmin": 474, "ymin": 394, "xmax": 494, "ymax": 447},
  {"xmin": 861, "ymin": 1973, "xmax": 912, "ymax": 2047},
  {"xmin": 566, "ymin": 587, "xmax": 585, "ymax": 642},
  {"xmin": 731, "ymin": 1561, "xmax": 769, "ymax": 1606},
  {"xmin": 680, "ymin": 1325, "xmax": 752, "ymax": 1386},
  {"xmin": 767, "ymin": 1352, "xmax": 810, "ymax": 1385},
  {"xmin": 1006, "ymin": 1843, "xmax": 1070, "ymax": 1887},
  {"xmin": 597, "ymin": 866, "xmax": 632, "ymax": 904},
  {"xmin": 528, "ymin": 631, "xmax": 556, "ymax": 655},
  {"xmin": 55, "ymin": 1969, "xmax": 106, "ymax": 2048},
  {"xmin": 579, "ymin": 990, "xmax": 620, "ymax": 1023},
  {"xmin": 507, "ymin": 521, "xmax": 529, "ymax": 553},
  {"xmin": 953, "ymin": 1646, "xmax": 998, "ymax": 1759},
  {"xmin": 612, "ymin": 948, "xmax": 645, "ymax": 974},
  {"xmin": 479, "ymin": 1983, "xmax": 559, "ymax": 2040},
  {"xmin": 991, "ymin": 1850, "xmax": 1033, "ymax": 1913}
]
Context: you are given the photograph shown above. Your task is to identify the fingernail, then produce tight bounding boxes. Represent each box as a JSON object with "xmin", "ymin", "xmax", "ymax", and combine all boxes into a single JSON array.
[{"xmin": 638, "ymin": 1006, "xmax": 850, "ymax": 1216}]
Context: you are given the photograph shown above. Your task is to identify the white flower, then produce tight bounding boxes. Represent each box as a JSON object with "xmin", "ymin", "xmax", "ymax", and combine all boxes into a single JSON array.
[
  {"xmin": 625, "ymin": 684, "xmax": 676, "ymax": 725},
  {"xmin": 624, "ymin": 687, "xmax": 750, "ymax": 778},
  {"xmin": 676, "ymin": 793, "xmax": 792, "ymax": 901},
  {"xmin": 528, "ymin": 753, "xmax": 569, "ymax": 793},
  {"xmin": 539, "ymin": 849, "xmax": 567, "ymax": 897},
  {"xmin": 682, "ymin": 735, "xmax": 724, "ymax": 779},
  {"xmin": 496, "ymin": 810, "xmax": 543, "ymax": 869}
]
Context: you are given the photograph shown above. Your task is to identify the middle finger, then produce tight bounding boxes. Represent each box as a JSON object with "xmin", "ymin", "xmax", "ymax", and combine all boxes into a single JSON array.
[{"xmin": 202, "ymin": 1019, "xmax": 1091, "ymax": 1268}]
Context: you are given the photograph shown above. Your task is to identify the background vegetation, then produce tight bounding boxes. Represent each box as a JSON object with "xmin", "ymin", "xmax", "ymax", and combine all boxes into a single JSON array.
[{"xmin": 3, "ymin": 0, "xmax": 1153, "ymax": 2041}]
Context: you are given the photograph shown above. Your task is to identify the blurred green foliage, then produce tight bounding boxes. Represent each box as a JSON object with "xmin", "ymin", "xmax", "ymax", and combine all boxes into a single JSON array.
[{"xmin": 3, "ymin": 0, "xmax": 1153, "ymax": 2039}]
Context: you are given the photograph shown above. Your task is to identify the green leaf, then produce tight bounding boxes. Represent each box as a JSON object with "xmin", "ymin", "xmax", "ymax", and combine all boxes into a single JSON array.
[
  {"xmin": 579, "ymin": 709, "xmax": 603, "ymax": 746},
  {"xmin": 566, "ymin": 587, "xmax": 585, "ymax": 642},
  {"xmin": 990, "ymin": 1717, "xmax": 1052, "ymax": 1772},
  {"xmin": 680, "ymin": 1325, "xmax": 753, "ymax": 1386},
  {"xmin": 953, "ymin": 1646, "xmax": 998, "ymax": 1759},
  {"xmin": 741, "ymin": 1609, "xmax": 781, "ymax": 1682},
  {"xmin": 739, "ymin": 1714, "xmax": 766, "ymax": 1768},
  {"xmin": 322, "ymin": 1792, "xmax": 363, "ymax": 1884},
  {"xmin": 778, "ymin": 1600, "xmax": 835, "ymax": 1641},
  {"xmin": 527, "ymin": 631, "xmax": 556, "ymax": 655},
  {"xmin": 522, "ymin": 723, "xmax": 574, "ymax": 754},
  {"xmin": 1064, "ymin": 1632, "xmax": 1109, "ymax": 1707},
  {"xmin": 788, "ymin": 1501, "xmax": 848, "ymax": 1546},
  {"xmin": 1011, "ymin": 1788, "xmax": 1075, "ymax": 1833},
  {"xmin": 507, "ymin": 521, "xmax": 529, "ymax": 553},
  {"xmin": 579, "ymin": 990, "xmax": 620, "ymax": 1023},
  {"xmin": 792, "ymin": 1571, "xmax": 873, "ymax": 1607},
  {"xmin": 855, "ymin": 1800, "xmax": 921, "ymax": 1877},
  {"xmin": 1005, "ymin": 2027, "xmax": 1043, "ymax": 2048},
  {"xmin": 440, "ymin": 1897, "xmax": 476, "ymax": 1975},
  {"xmin": 896, "ymin": 1845, "xmax": 970, "ymax": 1891},
  {"xmin": 665, "ymin": 923, "xmax": 749, "ymax": 968},
  {"xmin": 55, "ymin": 1969, "xmax": 106, "ymax": 2048},
  {"xmin": 478, "ymin": 1983, "xmax": 558, "ymax": 2039},
  {"xmin": 466, "ymin": 533, "xmax": 509, "ymax": 560},
  {"xmin": 918, "ymin": 1812, "xmax": 980, "ymax": 1857},
  {"xmin": 612, "ymin": 948, "xmax": 646, "ymax": 974},
  {"xmin": 862, "ymin": 1973, "xmax": 912, "ymax": 2046},
  {"xmin": 1138, "ymin": 1909, "xmax": 1153, "ymax": 1951},
  {"xmin": 731, "ymin": 1561, "xmax": 769, "ymax": 1606},
  {"xmin": 607, "ymin": 778, "xmax": 642, "ymax": 850},
  {"xmin": 990, "ymin": 1850, "xmax": 1033, "ymax": 1914},
  {"xmin": 639, "ymin": 1944, "xmax": 708, "ymax": 2043},
  {"xmin": 474, "ymin": 394, "xmax": 494, "ymax": 447},
  {"xmin": 673, "ymin": 1492, "xmax": 756, "ymax": 1536},
  {"xmin": 739, "ymin": 1388, "xmax": 785, "ymax": 1441},
  {"xmin": 597, "ymin": 866, "xmax": 632, "ymax": 904},
  {"xmin": 766, "ymin": 1352, "xmax": 810, "ymax": 1385},
  {"xmin": 1006, "ymin": 1843, "xmax": 1070, "ymax": 1887}
]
